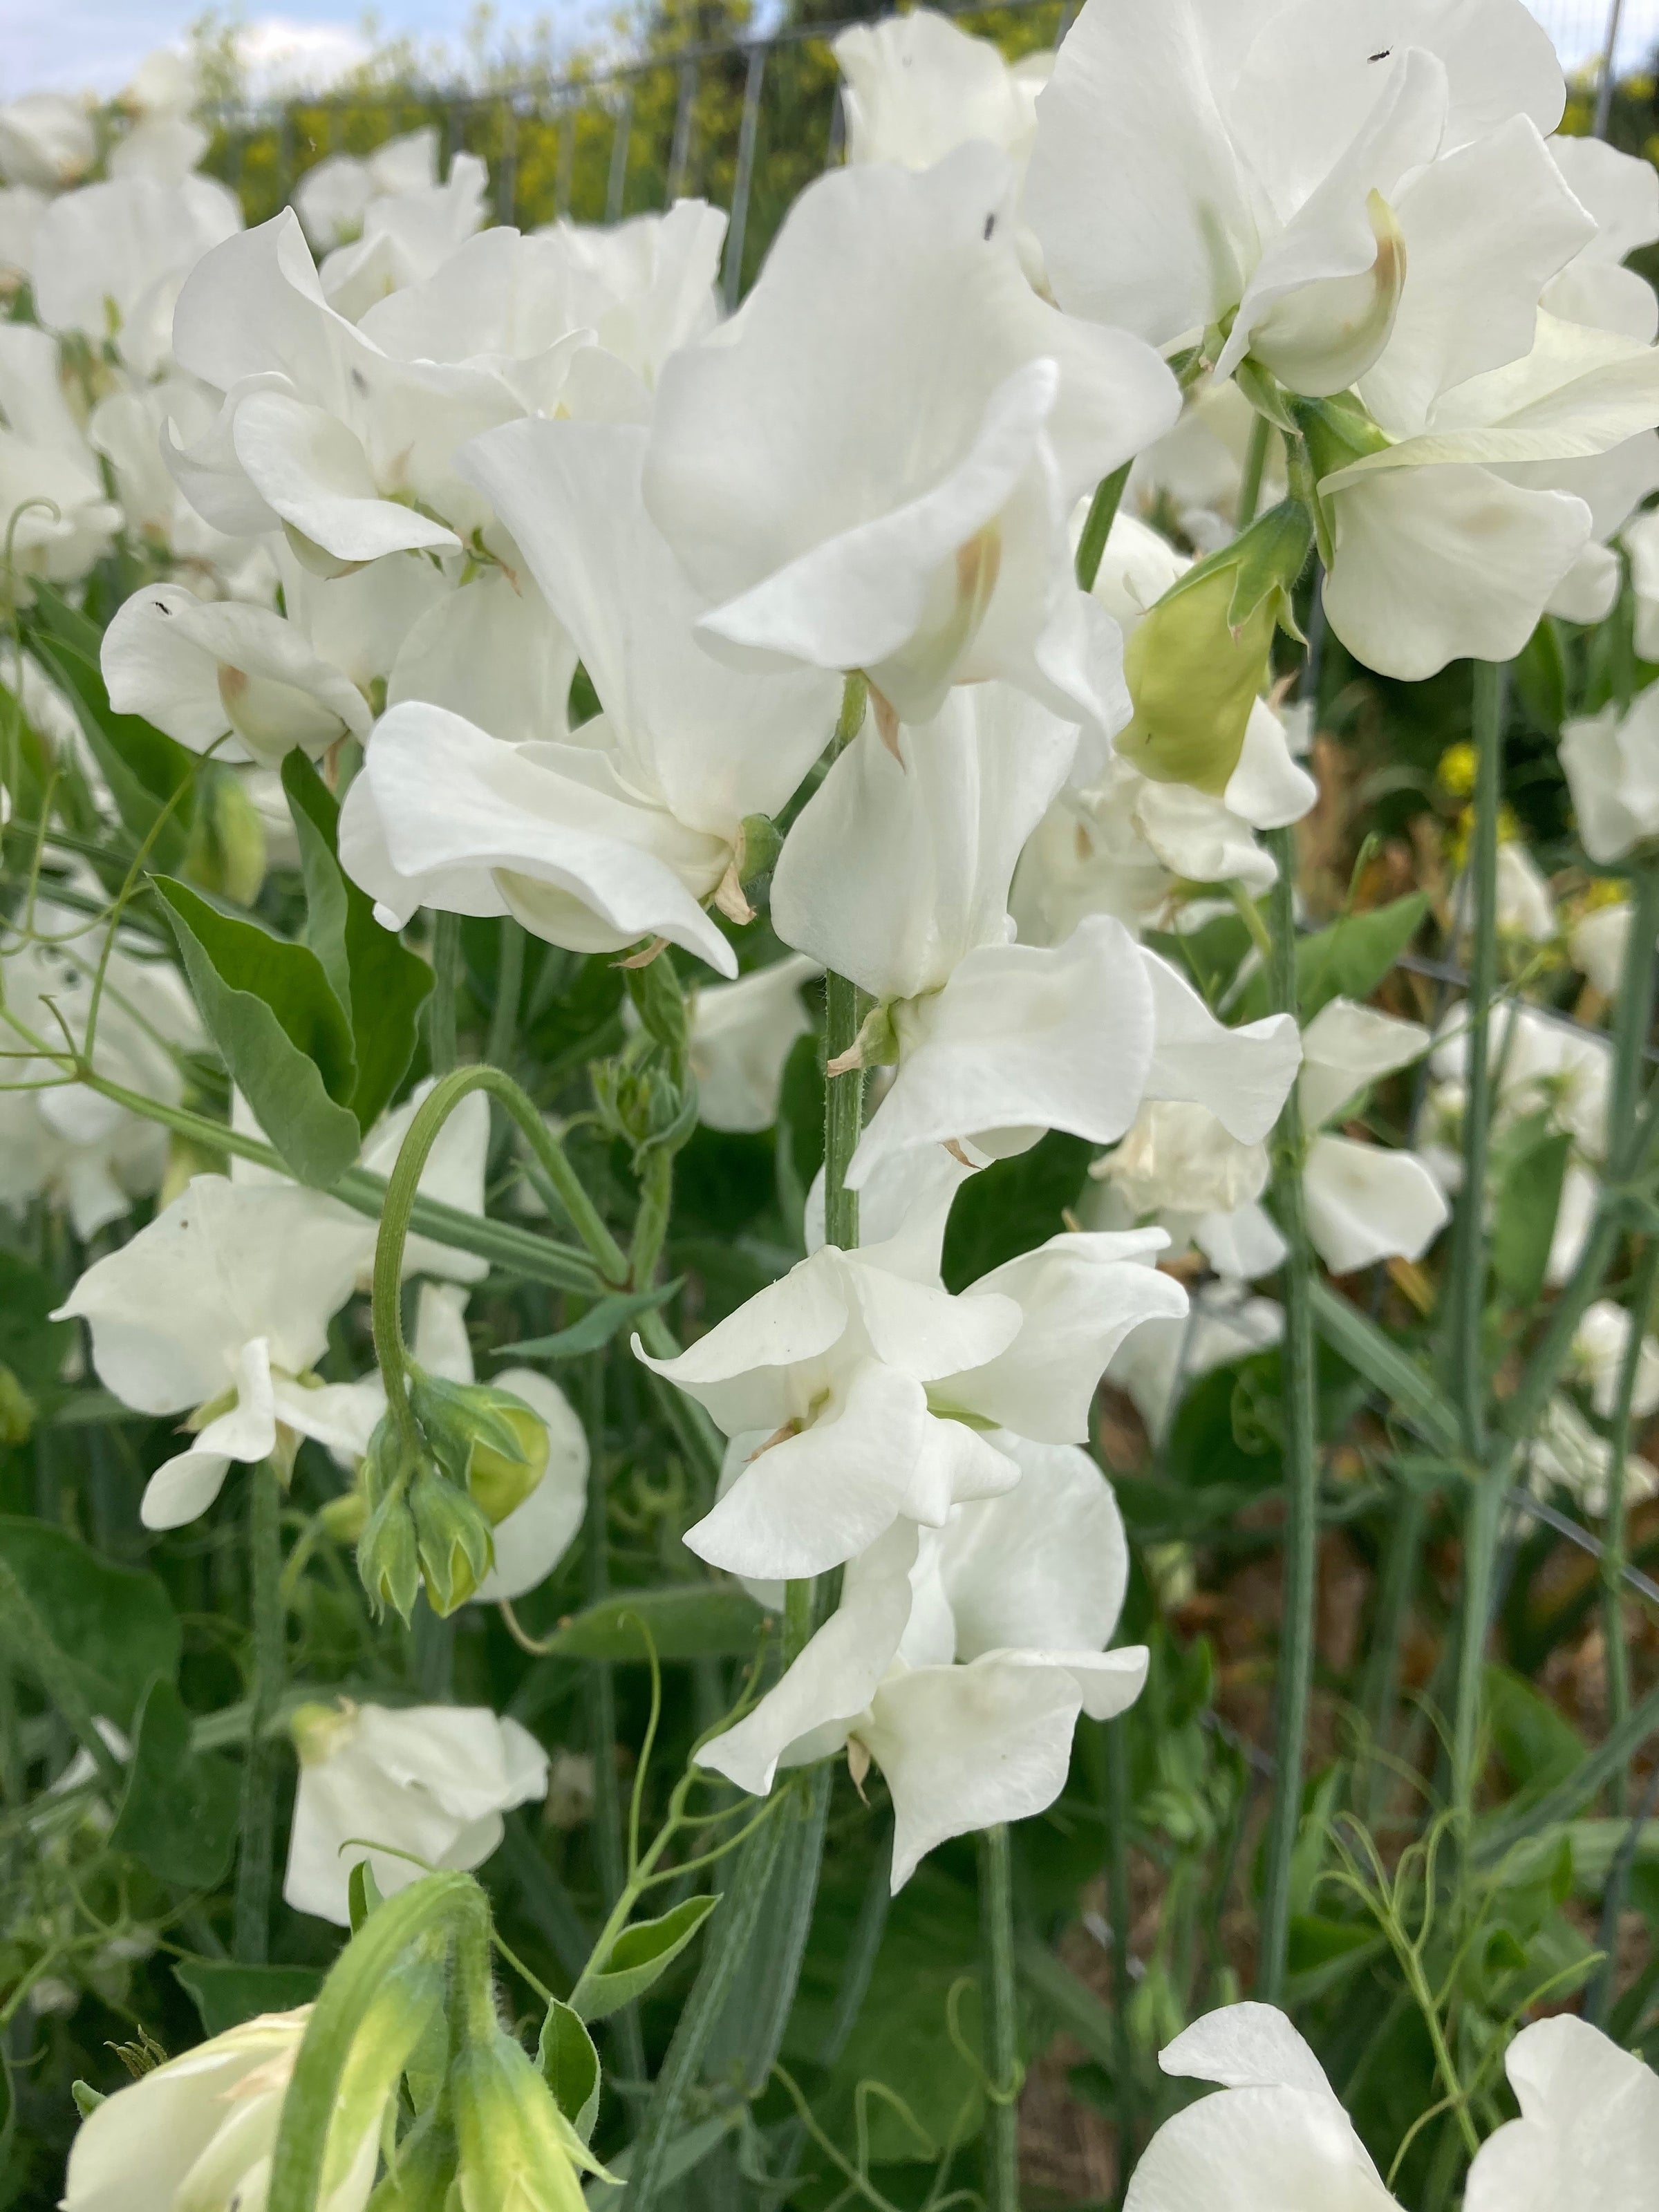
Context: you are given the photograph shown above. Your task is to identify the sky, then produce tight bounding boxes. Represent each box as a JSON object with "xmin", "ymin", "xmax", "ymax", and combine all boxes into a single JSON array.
[{"xmin": 0, "ymin": 0, "xmax": 1649, "ymax": 102}]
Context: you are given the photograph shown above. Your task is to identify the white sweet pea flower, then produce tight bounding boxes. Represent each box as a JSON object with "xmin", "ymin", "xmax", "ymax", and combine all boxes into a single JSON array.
[
  {"xmin": 1123, "ymin": 2002, "xmax": 1400, "ymax": 2212},
  {"xmin": 30, "ymin": 176, "xmax": 242, "ymax": 379},
  {"xmin": 283, "ymin": 1700, "xmax": 548, "ymax": 1926},
  {"xmin": 0, "ymin": 324, "xmax": 120, "ymax": 583},
  {"xmin": 324, "ymin": 1282, "xmax": 588, "ymax": 1605},
  {"xmin": 295, "ymin": 127, "xmax": 442, "ymax": 251},
  {"xmin": 1492, "ymin": 840, "xmax": 1557, "ymax": 943},
  {"xmin": 639, "ymin": 1161, "xmax": 1183, "ymax": 1580},
  {"xmin": 1526, "ymin": 1391, "xmax": 1658, "ymax": 1517},
  {"xmin": 62, "ymin": 2005, "xmax": 380, "ymax": 2212},
  {"xmin": 774, "ymin": 682, "xmax": 1300, "ymax": 1190},
  {"xmin": 1561, "ymin": 682, "xmax": 1659, "ymax": 864},
  {"xmin": 165, "ymin": 211, "xmax": 545, "ymax": 570},
  {"xmin": 317, "ymin": 153, "xmax": 491, "ymax": 321},
  {"xmin": 833, "ymin": 4, "xmax": 1053, "ymax": 281},
  {"xmin": 1463, "ymin": 2016, "xmax": 1659, "ymax": 2212},
  {"xmin": 0, "ymin": 91, "xmax": 95, "ymax": 191},
  {"xmin": 1570, "ymin": 1298, "xmax": 1659, "ymax": 1422},
  {"xmin": 54, "ymin": 1176, "xmax": 370, "ymax": 1530},
  {"xmin": 642, "ymin": 143, "xmax": 1179, "ymax": 730},
  {"xmin": 0, "ymin": 900, "xmax": 201, "ymax": 1238},
  {"xmin": 702, "ymin": 1437, "xmax": 1147, "ymax": 1890},
  {"xmin": 341, "ymin": 421, "xmax": 838, "ymax": 977},
  {"xmin": 1089, "ymin": 1100, "xmax": 1282, "ymax": 1282},
  {"xmin": 686, "ymin": 953, "xmax": 819, "ymax": 1134},
  {"xmin": 0, "ymin": 185, "xmax": 44, "ymax": 292},
  {"xmin": 1571, "ymin": 900, "xmax": 1633, "ymax": 995},
  {"xmin": 1297, "ymin": 997, "xmax": 1447, "ymax": 1275},
  {"xmin": 1028, "ymin": 0, "xmax": 1564, "ymax": 402},
  {"xmin": 1543, "ymin": 138, "xmax": 1659, "ymax": 344},
  {"xmin": 527, "ymin": 199, "xmax": 728, "ymax": 418}
]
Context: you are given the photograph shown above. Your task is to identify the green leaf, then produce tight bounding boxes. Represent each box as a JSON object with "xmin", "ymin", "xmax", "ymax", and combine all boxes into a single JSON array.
[
  {"xmin": 155, "ymin": 874, "xmax": 362, "ymax": 1185},
  {"xmin": 22, "ymin": 583, "xmax": 198, "ymax": 869},
  {"xmin": 347, "ymin": 1857, "xmax": 385, "ymax": 1933},
  {"xmin": 1486, "ymin": 1665, "xmax": 1586, "ymax": 1799},
  {"xmin": 0, "ymin": 1517, "xmax": 179, "ymax": 1727},
  {"xmin": 523, "ymin": 1584, "xmax": 765, "ymax": 1663},
  {"xmin": 1514, "ymin": 617, "xmax": 1568, "ymax": 735},
  {"xmin": 1491, "ymin": 1128, "xmax": 1571, "ymax": 1306},
  {"xmin": 497, "ymin": 1282, "xmax": 682, "ymax": 1362},
  {"xmin": 942, "ymin": 1131, "xmax": 1092, "ymax": 1292},
  {"xmin": 0, "ymin": 1250, "xmax": 73, "ymax": 1388},
  {"xmin": 174, "ymin": 1958, "xmax": 324, "ymax": 2038},
  {"xmin": 1235, "ymin": 894, "xmax": 1429, "ymax": 1024},
  {"xmin": 281, "ymin": 751, "xmax": 432, "ymax": 1127},
  {"xmin": 537, "ymin": 1998, "xmax": 601, "ymax": 2143},
  {"xmin": 575, "ymin": 1894, "xmax": 720, "ymax": 2021},
  {"xmin": 109, "ymin": 1676, "xmax": 240, "ymax": 1890},
  {"xmin": 1287, "ymin": 1915, "xmax": 1380, "ymax": 1978}
]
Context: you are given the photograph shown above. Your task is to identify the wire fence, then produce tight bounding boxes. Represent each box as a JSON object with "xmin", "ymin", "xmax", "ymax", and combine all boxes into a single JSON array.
[{"xmin": 198, "ymin": 0, "xmax": 1649, "ymax": 304}]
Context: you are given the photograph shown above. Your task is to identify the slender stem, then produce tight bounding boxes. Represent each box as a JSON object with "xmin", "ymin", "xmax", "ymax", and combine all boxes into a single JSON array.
[
  {"xmin": 1074, "ymin": 460, "xmax": 1133, "ymax": 592},
  {"xmin": 581, "ymin": 1348, "xmax": 645, "ymax": 2087},
  {"xmin": 429, "ymin": 911, "xmax": 462, "ymax": 1076},
  {"xmin": 1103, "ymin": 1721, "xmax": 1136, "ymax": 2206},
  {"xmin": 977, "ymin": 1822, "xmax": 1021, "ymax": 2212},
  {"xmin": 1603, "ymin": 1238, "xmax": 1658, "ymax": 1799},
  {"xmin": 1445, "ymin": 663, "xmax": 1505, "ymax": 1459},
  {"xmin": 1235, "ymin": 413, "xmax": 1273, "ymax": 534},
  {"xmin": 1447, "ymin": 663, "xmax": 1506, "ymax": 1825},
  {"xmin": 1360, "ymin": 1490, "xmax": 1427, "ymax": 1827},
  {"xmin": 1257, "ymin": 819, "xmax": 1319, "ymax": 2005},
  {"xmin": 630, "ymin": 1148, "xmax": 674, "ymax": 1293},
  {"xmin": 234, "ymin": 1460, "xmax": 284, "ymax": 1963},
  {"xmin": 486, "ymin": 916, "xmax": 525, "ymax": 1073}
]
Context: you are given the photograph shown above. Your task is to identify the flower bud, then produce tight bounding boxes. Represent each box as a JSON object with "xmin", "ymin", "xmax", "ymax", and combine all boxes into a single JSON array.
[
  {"xmin": 319, "ymin": 1488, "xmax": 369, "ymax": 1544},
  {"xmin": 0, "ymin": 1363, "xmax": 35, "ymax": 1448},
  {"xmin": 409, "ymin": 1371, "xmax": 552, "ymax": 1525},
  {"xmin": 183, "ymin": 763, "xmax": 268, "ymax": 908},
  {"xmin": 449, "ymin": 2031, "xmax": 599, "ymax": 2212},
  {"xmin": 1118, "ymin": 500, "xmax": 1311, "ymax": 796},
  {"xmin": 357, "ymin": 1481, "xmax": 422, "ymax": 1623},
  {"xmin": 409, "ymin": 1465, "xmax": 495, "ymax": 1617}
]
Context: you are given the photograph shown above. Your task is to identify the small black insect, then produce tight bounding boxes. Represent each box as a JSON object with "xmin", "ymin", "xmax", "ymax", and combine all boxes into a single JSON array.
[
  {"xmin": 984, "ymin": 212, "xmax": 996, "ymax": 240},
  {"xmin": 1369, "ymin": 46, "xmax": 1391, "ymax": 59}
]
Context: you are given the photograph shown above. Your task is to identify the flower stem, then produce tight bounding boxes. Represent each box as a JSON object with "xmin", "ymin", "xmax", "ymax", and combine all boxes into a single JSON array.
[
  {"xmin": 1447, "ymin": 663, "xmax": 1506, "ymax": 1826},
  {"xmin": 1235, "ymin": 412, "xmax": 1273, "ymax": 533},
  {"xmin": 233, "ymin": 1459, "xmax": 284, "ymax": 1963},
  {"xmin": 1103, "ymin": 1719, "xmax": 1137, "ymax": 2204},
  {"xmin": 977, "ymin": 1821, "xmax": 1021, "ymax": 2212},
  {"xmin": 486, "ymin": 916, "xmax": 525, "ymax": 1073},
  {"xmin": 429, "ymin": 911, "xmax": 462, "ymax": 1076},
  {"xmin": 1257, "ymin": 818, "xmax": 1319, "ymax": 2005}
]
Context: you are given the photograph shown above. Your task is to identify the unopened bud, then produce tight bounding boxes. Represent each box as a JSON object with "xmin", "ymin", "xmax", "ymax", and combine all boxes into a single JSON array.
[
  {"xmin": 184, "ymin": 765, "xmax": 268, "ymax": 906},
  {"xmin": 356, "ymin": 1482, "xmax": 421, "ymax": 1623},
  {"xmin": 409, "ymin": 1371, "xmax": 552, "ymax": 1524},
  {"xmin": 1118, "ymin": 500, "xmax": 1311, "ymax": 796},
  {"xmin": 319, "ymin": 1489, "xmax": 369, "ymax": 1544},
  {"xmin": 409, "ymin": 1466, "xmax": 494, "ymax": 1617},
  {"xmin": 449, "ymin": 2032, "xmax": 599, "ymax": 2212}
]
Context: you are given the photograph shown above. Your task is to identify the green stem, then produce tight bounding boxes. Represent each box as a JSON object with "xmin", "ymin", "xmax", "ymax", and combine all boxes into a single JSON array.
[
  {"xmin": 977, "ymin": 1823, "xmax": 1021, "ymax": 2212},
  {"xmin": 234, "ymin": 1460, "xmax": 285, "ymax": 1964},
  {"xmin": 1103, "ymin": 1720, "xmax": 1136, "ymax": 2206},
  {"xmin": 1257, "ymin": 819, "xmax": 1319, "ymax": 2005},
  {"xmin": 1445, "ymin": 663, "xmax": 1505, "ymax": 1460},
  {"xmin": 486, "ymin": 917, "xmax": 525, "ymax": 1072},
  {"xmin": 429, "ymin": 912, "xmax": 462, "ymax": 1076},
  {"xmin": 1360, "ymin": 1489, "xmax": 1427, "ymax": 1828},
  {"xmin": 1447, "ymin": 663, "xmax": 1505, "ymax": 1826},
  {"xmin": 1235, "ymin": 413, "xmax": 1273, "ymax": 534},
  {"xmin": 630, "ymin": 1147, "xmax": 674, "ymax": 1293},
  {"xmin": 1074, "ymin": 460, "xmax": 1133, "ymax": 592}
]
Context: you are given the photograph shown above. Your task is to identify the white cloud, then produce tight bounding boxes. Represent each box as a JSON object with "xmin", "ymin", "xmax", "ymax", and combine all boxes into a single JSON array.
[{"xmin": 236, "ymin": 18, "xmax": 373, "ymax": 96}]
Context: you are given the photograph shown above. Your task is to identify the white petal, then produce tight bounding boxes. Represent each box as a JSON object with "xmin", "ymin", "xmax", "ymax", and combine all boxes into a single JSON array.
[
  {"xmin": 140, "ymin": 1450, "xmax": 233, "ymax": 1531},
  {"xmin": 937, "ymin": 1436, "xmax": 1130, "ymax": 1657},
  {"xmin": 1224, "ymin": 699, "xmax": 1318, "ymax": 830},
  {"xmin": 1299, "ymin": 997, "xmax": 1430, "ymax": 1128},
  {"xmin": 849, "ymin": 917, "xmax": 1157, "ymax": 1190},
  {"xmin": 1161, "ymin": 2002, "xmax": 1342, "ymax": 2095},
  {"xmin": 864, "ymin": 1656, "xmax": 1084, "ymax": 1889},
  {"xmin": 683, "ymin": 1359, "xmax": 930, "ymax": 1580},
  {"xmin": 1465, "ymin": 2016, "xmax": 1659, "ymax": 2212},
  {"xmin": 1140, "ymin": 951, "xmax": 1302, "ymax": 1145},
  {"xmin": 1123, "ymin": 2082, "xmax": 1396, "ymax": 2212},
  {"xmin": 697, "ymin": 1520, "xmax": 919, "ymax": 1795},
  {"xmin": 230, "ymin": 388, "xmax": 460, "ymax": 562},
  {"xmin": 941, "ymin": 1231, "xmax": 1187, "ymax": 1441},
  {"xmin": 633, "ymin": 1252, "xmax": 851, "ymax": 1427},
  {"xmin": 1302, "ymin": 1134, "xmax": 1450, "ymax": 1274}
]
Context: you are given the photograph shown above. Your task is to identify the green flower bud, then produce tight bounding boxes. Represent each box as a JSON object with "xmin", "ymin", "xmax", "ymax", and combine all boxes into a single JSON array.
[
  {"xmin": 1118, "ymin": 500, "xmax": 1311, "ymax": 798},
  {"xmin": 408, "ymin": 1371, "xmax": 552, "ymax": 1525},
  {"xmin": 319, "ymin": 1488, "xmax": 369, "ymax": 1544},
  {"xmin": 624, "ymin": 947, "xmax": 688, "ymax": 1067},
  {"xmin": 183, "ymin": 764, "xmax": 268, "ymax": 908},
  {"xmin": 449, "ymin": 2032, "xmax": 600, "ymax": 2212},
  {"xmin": 356, "ymin": 1482, "xmax": 422, "ymax": 1623},
  {"xmin": 409, "ymin": 1466, "xmax": 494, "ymax": 1617}
]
